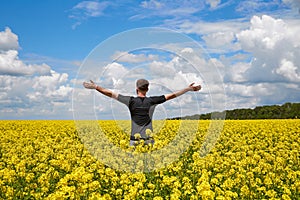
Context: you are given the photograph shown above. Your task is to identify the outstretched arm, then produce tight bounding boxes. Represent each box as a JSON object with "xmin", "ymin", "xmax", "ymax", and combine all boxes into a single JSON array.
[
  {"xmin": 164, "ymin": 83, "xmax": 201, "ymax": 101},
  {"xmin": 83, "ymin": 80, "xmax": 118, "ymax": 99}
]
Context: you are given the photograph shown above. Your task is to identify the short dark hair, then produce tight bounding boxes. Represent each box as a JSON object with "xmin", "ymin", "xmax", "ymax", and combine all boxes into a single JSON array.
[{"xmin": 136, "ymin": 79, "xmax": 149, "ymax": 91}]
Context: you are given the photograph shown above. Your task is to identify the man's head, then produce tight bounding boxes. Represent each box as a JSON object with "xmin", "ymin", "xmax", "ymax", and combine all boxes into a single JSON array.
[{"xmin": 136, "ymin": 79, "xmax": 149, "ymax": 92}]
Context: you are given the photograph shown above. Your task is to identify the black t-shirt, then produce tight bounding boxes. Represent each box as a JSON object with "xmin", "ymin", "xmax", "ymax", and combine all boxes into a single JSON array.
[{"xmin": 117, "ymin": 94, "xmax": 166, "ymax": 138}]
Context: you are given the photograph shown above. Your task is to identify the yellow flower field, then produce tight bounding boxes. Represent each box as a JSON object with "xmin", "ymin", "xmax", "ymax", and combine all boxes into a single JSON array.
[{"xmin": 0, "ymin": 120, "xmax": 299, "ymax": 199}]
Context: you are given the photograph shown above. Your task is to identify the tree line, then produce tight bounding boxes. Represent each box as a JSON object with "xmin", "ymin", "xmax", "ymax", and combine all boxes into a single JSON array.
[{"xmin": 170, "ymin": 102, "xmax": 300, "ymax": 120}]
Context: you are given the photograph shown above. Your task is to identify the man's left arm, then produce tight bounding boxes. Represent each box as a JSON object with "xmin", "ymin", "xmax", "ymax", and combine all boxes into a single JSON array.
[
  {"xmin": 83, "ymin": 80, "xmax": 118, "ymax": 99},
  {"xmin": 164, "ymin": 83, "xmax": 201, "ymax": 101}
]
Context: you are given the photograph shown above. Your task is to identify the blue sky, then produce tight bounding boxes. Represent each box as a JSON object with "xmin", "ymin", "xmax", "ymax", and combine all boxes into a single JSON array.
[{"xmin": 0, "ymin": 0, "xmax": 299, "ymax": 119}]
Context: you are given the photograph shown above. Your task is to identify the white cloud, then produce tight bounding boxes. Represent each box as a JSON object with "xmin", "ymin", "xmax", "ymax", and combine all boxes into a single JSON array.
[
  {"xmin": 275, "ymin": 59, "xmax": 300, "ymax": 82},
  {"xmin": 205, "ymin": 0, "xmax": 221, "ymax": 9},
  {"xmin": 224, "ymin": 62, "xmax": 250, "ymax": 83},
  {"xmin": 226, "ymin": 81, "xmax": 300, "ymax": 109},
  {"xmin": 135, "ymin": 0, "xmax": 233, "ymax": 20},
  {"xmin": 73, "ymin": 1, "xmax": 108, "ymax": 17},
  {"xmin": 203, "ymin": 32, "xmax": 235, "ymax": 47},
  {"xmin": 236, "ymin": 0, "xmax": 282, "ymax": 15},
  {"xmin": 152, "ymin": 70, "xmax": 202, "ymax": 92},
  {"xmin": 0, "ymin": 27, "xmax": 19, "ymax": 51},
  {"xmin": 32, "ymin": 70, "xmax": 70, "ymax": 96},
  {"xmin": 141, "ymin": 0, "xmax": 163, "ymax": 9},
  {"xmin": 176, "ymin": 18, "xmax": 249, "ymax": 35},
  {"xmin": 283, "ymin": 0, "xmax": 300, "ymax": 12},
  {"xmin": 0, "ymin": 70, "xmax": 73, "ymax": 119},
  {"xmin": 99, "ymin": 62, "xmax": 130, "ymax": 89},
  {"xmin": 173, "ymin": 14, "xmax": 300, "ymax": 111},
  {"xmin": 237, "ymin": 15, "xmax": 286, "ymax": 50},
  {"xmin": 69, "ymin": 1, "xmax": 111, "ymax": 29},
  {"xmin": 202, "ymin": 31, "xmax": 241, "ymax": 52},
  {"xmin": 236, "ymin": 15, "xmax": 300, "ymax": 83},
  {"xmin": 148, "ymin": 59, "xmax": 178, "ymax": 78},
  {"xmin": 0, "ymin": 50, "xmax": 51, "ymax": 76},
  {"xmin": 172, "ymin": 18, "xmax": 248, "ymax": 53},
  {"xmin": 111, "ymin": 51, "xmax": 158, "ymax": 63},
  {"xmin": 28, "ymin": 82, "xmax": 72, "ymax": 102},
  {"xmin": 0, "ymin": 28, "xmax": 52, "ymax": 77},
  {"xmin": 218, "ymin": 15, "xmax": 300, "ymax": 108},
  {"xmin": 131, "ymin": 0, "xmax": 206, "ymax": 20},
  {"xmin": 102, "ymin": 62, "xmax": 129, "ymax": 80},
  {"xmin": 0, "ymin": 28, "xmax": 73, "ymax": 119}
]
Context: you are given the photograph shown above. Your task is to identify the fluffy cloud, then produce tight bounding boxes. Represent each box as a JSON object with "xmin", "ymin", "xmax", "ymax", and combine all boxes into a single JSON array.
[
  {"xmin": 71, "ymin": 1, "xmax": 110, "ymax": 18},
  {"xmin": 174, "ymin": 14, "xmax": 299, "ymax": 110},
  {"xmin": 283, "ymin": 0, "xmax": 300, "ymax": 11},
  {"xmin": 0, "ymin": 27, "xmax": 51, "ymax": 77},
  {"xmin": 0, "ymin": 50, "xmax": 51, "ymax": 76},
  {"xmin": 69, "ymin": 1, "xmax": 111, "ymax": 29},
  {"xmin": 174, "ymin": 18, "xmax": 248, "ymax": 53},
  {"xmin": 0, "ymin": 28, "xmax": 73, "ymax": 119},
  {"xmin": 178, "ymin": 19, "xmax": 248, "ymax": 35},
  {"xmin": 237, "ymin": 15, "xmax": 300, "ymax": 83},
  {"xmin": 111, "ymin": 51, "xmax": 158, "ymax": 63},
  {"xmin": 205, "ymin": 0, "xmax": 221, "ymax": 9},
  {"xmin": 223, "ymin": 15, "xmax": 300, "ymax": 108},
  {"xmin": 132, "ymin": 0, "xmax": 206, "ymax": 19},
  {"xmin": 236, "ymin": 0, "xmax": 281, "ymax": 15},
  {"xmin": 238, "ymin": 15, "xmax": 287, "ymax": 50},
  {"xmin": 0, "ymin": 27, "xmax": 18, "ymax": 51},
  {"xmin": 202, "ymin": 31, "xmax": 241, "ymax": 52},
  {"xmin": 141, "ymin": 0, "xmax": 163, "ymax": 9},
  {"xmin": 148, "ymin": 60, "xmax": 178, "ymax": 78},
  {"xmin": 275, "ymin": 59, "xmax": 300, "ymax": 82},
  {"xmin": 223, "ymin": 62, "xmax": 250, "ymax": 83}
]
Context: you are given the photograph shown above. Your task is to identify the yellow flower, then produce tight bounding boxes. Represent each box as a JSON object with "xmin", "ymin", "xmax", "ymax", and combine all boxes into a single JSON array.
[
  {"xmin": 201, "ymin": 190, "xmax": 215, "ymax": 200},
  {"xmin": 147, "ymin": 183, "xmax": 155, "ymax": 190},
  {"xmin": 89, "ymin": 181, "xmax": 100, "ymax": 191},
  {"xmin": 146, "ymin": 129, "xmax": 153, "ymax": 137},
  {"xmin": 134, "ymin": 133, "xmax": 141, "ymax": 140},
  {"xmin": 240, "ymin": 185, "xmax": 250, "ymax": 196},
  {"xmin": 210, "ymin": 178, "xmax": 218, "ymax": 185},
  {"xmin": 266, "ymin": 189, "xmax": 277, "ymax": 198},
  {"xmin": 264, "ymin": 174, "xmax": 273, "ymax": 186},
  {"xmin": 115, "ymin": 188, "xmax": 123, "ymax": 195},
  {"xmin": 0, "ymin": 119, "xmax": 299, "ymax": 199},
  {"xmin": 120, "ymin": 139, "xmax": 127, "ymax": 148},
  {"xmin": 215, "ymin": 196, "xmax": 225, "ymax": 200},
  {"xmin": 282, "ymin": 194, "xmax": 291, "ymax": 200}
]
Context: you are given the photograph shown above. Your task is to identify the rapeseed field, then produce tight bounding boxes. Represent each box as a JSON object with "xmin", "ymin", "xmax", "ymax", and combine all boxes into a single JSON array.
[{"xmin": 0, "ymin": 120, "xmax": 299, "ymax": 199}]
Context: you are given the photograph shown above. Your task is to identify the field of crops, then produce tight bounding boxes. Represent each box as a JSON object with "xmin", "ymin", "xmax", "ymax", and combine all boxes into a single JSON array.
[{"xmin": 0, "ymin": 119, "xmax": 299, "ymax": 199}]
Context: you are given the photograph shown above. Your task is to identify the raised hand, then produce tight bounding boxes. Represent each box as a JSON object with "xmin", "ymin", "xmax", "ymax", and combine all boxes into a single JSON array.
[
  {"xmin": 83, "ymin": 80, "xmax": 97, "ymax": 89},
  {"xmin": 188, "ymin": 83, "xmax": 201, "ymax": 91}
]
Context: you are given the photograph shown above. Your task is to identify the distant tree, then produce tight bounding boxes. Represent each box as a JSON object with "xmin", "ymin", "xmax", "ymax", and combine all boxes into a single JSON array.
[{"xmin": 170, "ymin": 102, "xmax": 300, "ymax": 120}]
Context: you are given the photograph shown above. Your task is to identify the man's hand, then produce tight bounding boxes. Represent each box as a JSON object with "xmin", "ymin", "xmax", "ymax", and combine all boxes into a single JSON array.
[
  {"xmin": 83, "ymin": 80, "xmax": 97, "ymax": 89},
  {"xmin": 165, "ymin": 82, "xmax": 201, "ymax": 101},
  {"xmin": 188, "ymin": 83, "xmax": 201, "ymax": 91},
  {"xmin": 83, "ymin": 80, "xmax": 118, "ymax": 99}
]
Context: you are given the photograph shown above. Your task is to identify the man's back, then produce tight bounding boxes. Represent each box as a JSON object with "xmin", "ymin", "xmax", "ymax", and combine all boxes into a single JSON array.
[{"xmin": 118, "ymin": 95, "xmax": 166, "ymax": 126}]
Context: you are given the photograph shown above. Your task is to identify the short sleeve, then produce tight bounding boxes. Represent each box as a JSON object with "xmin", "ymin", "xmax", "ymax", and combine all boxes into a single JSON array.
[
  {"xmin": 117, "ymin": 94, "xmax": 131, "ymax": 107},
  {"xmin": 150, "ymin": 95, "xmax": 166, "ymax": 105}
]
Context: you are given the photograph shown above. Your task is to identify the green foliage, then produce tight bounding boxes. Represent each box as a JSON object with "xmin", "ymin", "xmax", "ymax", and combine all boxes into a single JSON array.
[{"xmin": 173, "ymin": 102, "xmax": 300, "ymax": 120}]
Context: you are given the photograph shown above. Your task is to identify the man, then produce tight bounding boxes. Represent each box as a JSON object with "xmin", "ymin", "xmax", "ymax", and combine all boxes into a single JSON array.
[{"xmin": 83, "ymin": 79, "xmax": 201, "ymax": 146}]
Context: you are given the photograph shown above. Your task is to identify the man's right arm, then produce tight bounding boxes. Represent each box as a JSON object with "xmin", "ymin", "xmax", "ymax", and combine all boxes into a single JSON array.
[
  {"xmin": 164, "ymin": 83, "xmax": 201, "ymax": 101},
  {"xmin": 83, "ymin": 80, "xmax": 118, "ymax": 100}
]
